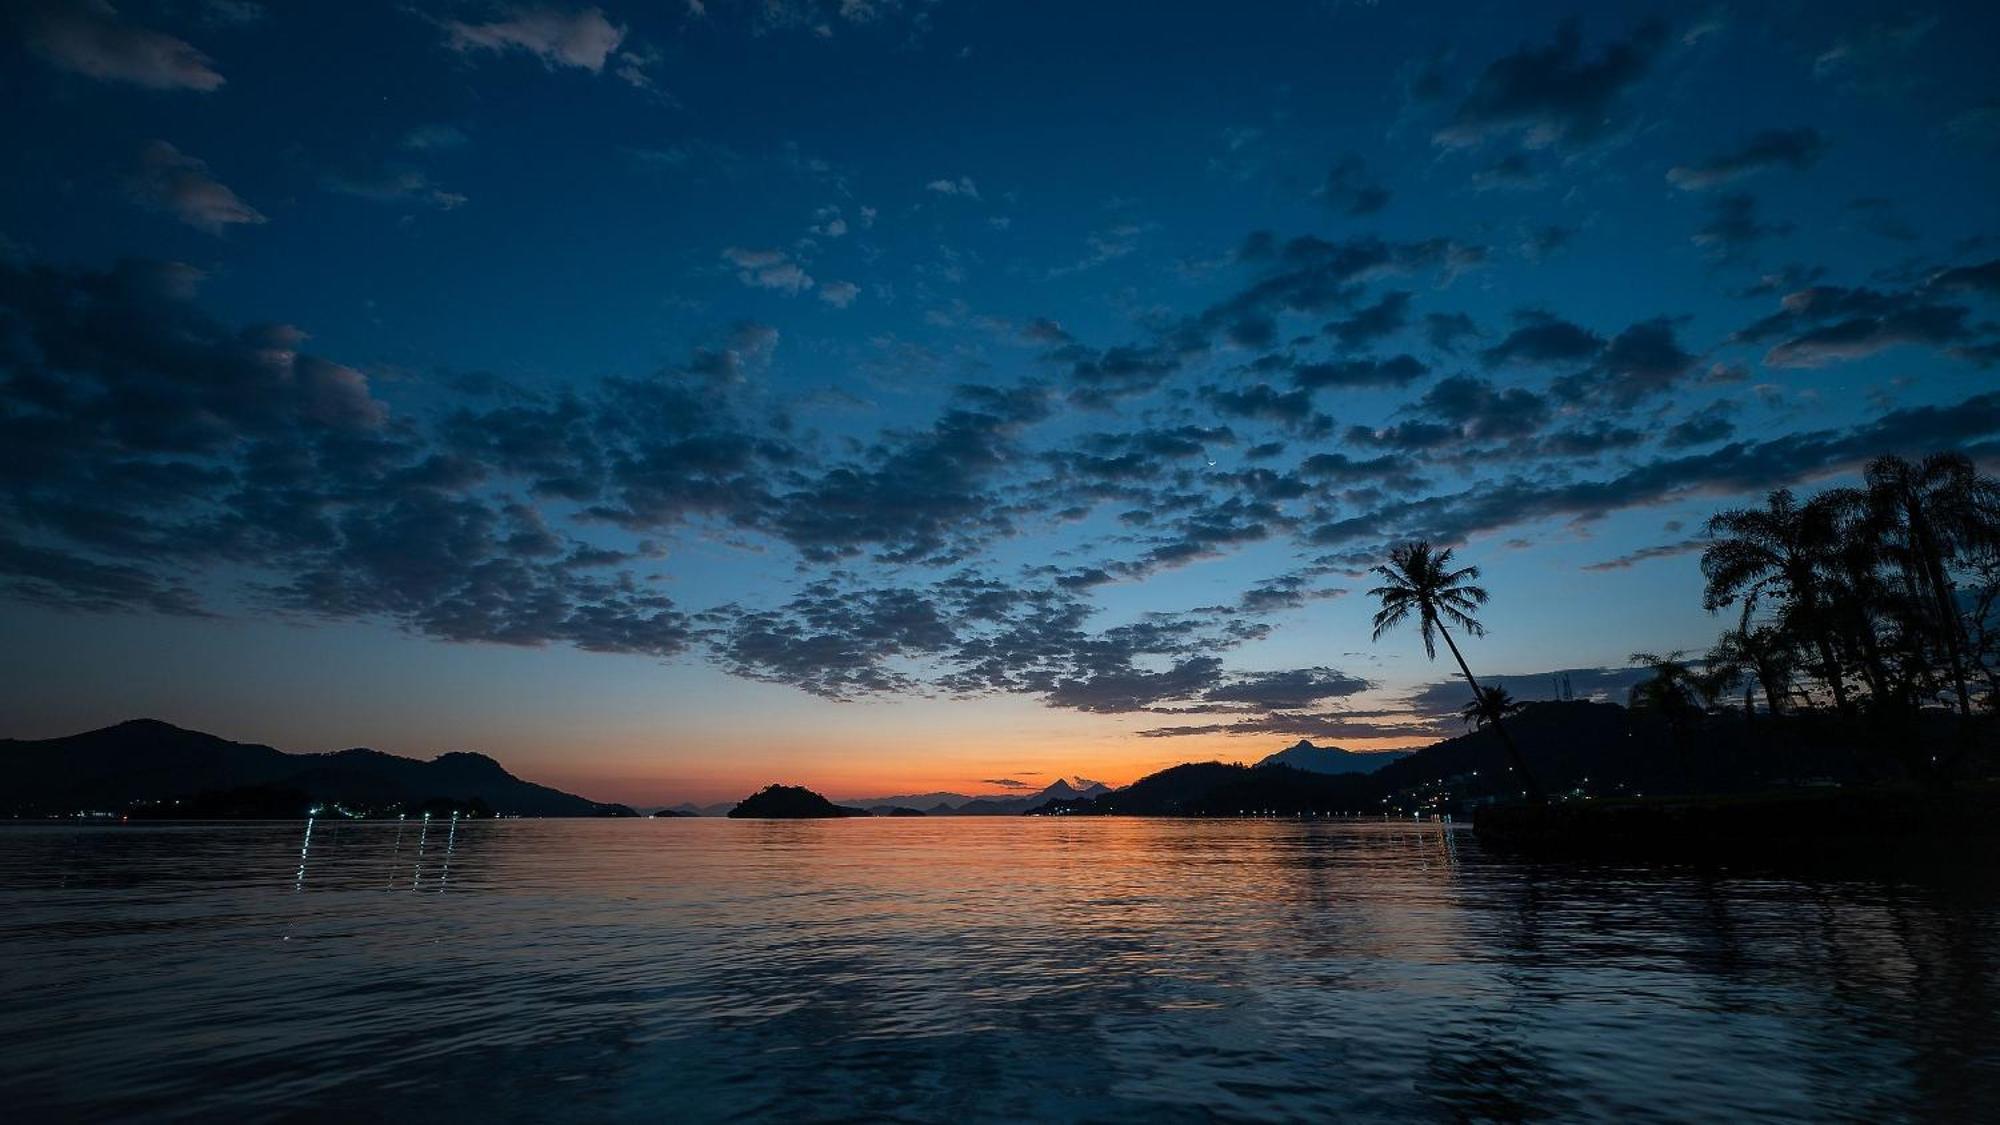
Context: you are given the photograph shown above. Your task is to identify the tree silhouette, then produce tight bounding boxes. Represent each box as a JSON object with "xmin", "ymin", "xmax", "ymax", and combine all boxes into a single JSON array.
[
  {"xmin": 1628, "ymin": 650, "xmax": 1705, "ymax": 733},
  {"xmin": 1371, "ymin": 541, "xmax": 1544, "ymax": 800},
  {"xmin": 1702, "ymin": 489, "xmax": 1853, "ymax": 713},
  {"xmin": 1460, "ymin": 684, "xmax": 1522, "ymax": 729},
  {"xmin": 1703, "ymin": 616, "xmax": 1795, "ymax": 721},
  {"xmin": 1864, "ymin": 453, "xmax": 2000, "ymax": 719}
]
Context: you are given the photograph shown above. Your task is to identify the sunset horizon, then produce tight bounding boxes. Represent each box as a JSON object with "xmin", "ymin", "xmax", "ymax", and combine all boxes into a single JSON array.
[{"xmin": 5, "ymin": 1, "xmax": 1998, "ymax": 1119}]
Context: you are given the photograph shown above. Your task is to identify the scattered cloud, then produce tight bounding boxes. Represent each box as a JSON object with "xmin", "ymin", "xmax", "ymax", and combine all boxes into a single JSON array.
[
  {"xmin": 443, "ymin": 4, "xmax": 626, "ymax": 72},
  {"xmin": 1667, "ymin": 128, "xmax": 1827, "ymax": 190},
  {"xmin": 1435, "ymin": 18, "xmax": 1667, "ymax": 150},
  {"xmin": 25, "ymin": 0, "xmax": 225, "ymax": 91},
  {"xmin": 1317, "ymin": 155, "xmax": 1391, "ymax": 215},
  {"xmin": 723, "ymin": 246, "xmax": 814, "ymax": 294},
  {"xmin": 925, "ymin": 175, "xmax": 980, "ymax": 199},
  {"xmin": 129, "ymin": 141, "xmax": 265, "ymax": 234}
]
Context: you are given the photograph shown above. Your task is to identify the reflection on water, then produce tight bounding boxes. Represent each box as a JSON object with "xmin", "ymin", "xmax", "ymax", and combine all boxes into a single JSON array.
[{"xmin": 0, "ymin": 818, "xmax": 1994, "ymax": 1121}]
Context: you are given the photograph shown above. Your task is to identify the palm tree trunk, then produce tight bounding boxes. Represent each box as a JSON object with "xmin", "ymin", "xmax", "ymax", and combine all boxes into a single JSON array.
[
  {"xmin": 1436, "ymin": 621, "xmax": 1545, "ymax": 801},
  {"xmin": 1812, "ymin": 630, "xmax": 1851, "ymax": 713},
  {"xmin": 1924, "ymin": 554, "xmax": 1975, "ymax": 719}
]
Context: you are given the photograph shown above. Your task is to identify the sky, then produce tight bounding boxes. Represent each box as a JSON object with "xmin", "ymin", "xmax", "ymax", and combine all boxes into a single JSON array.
[{"xmin": 2, "ymin": 0, "xmax": 1997, "ymax": 805}]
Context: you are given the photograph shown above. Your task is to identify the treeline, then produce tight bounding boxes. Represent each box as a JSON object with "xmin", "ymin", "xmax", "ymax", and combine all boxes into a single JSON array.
[{"xmin": 1626, "ymin": 452, "xmax": 1999, "ymax": 780}]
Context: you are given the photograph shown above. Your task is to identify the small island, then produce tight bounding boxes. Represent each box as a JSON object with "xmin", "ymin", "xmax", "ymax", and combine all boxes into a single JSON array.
[{"xmin": 727, "ymin": 784, "xmax": 871, "ymax": 819}]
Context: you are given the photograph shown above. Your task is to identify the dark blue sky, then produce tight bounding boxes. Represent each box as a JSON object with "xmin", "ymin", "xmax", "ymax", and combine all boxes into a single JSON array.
[{"xmin": 3, "ymin": 0, "xmax": 1997, "ymax": 802}]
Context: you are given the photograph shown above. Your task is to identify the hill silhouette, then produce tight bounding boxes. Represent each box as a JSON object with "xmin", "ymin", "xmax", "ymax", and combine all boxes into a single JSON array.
[
  {"xmin": 1256, "ymin": 740, "xmax": 1410, "ymax": 775},
  {"xmin": 2, "ymin": 719, "xmax": 635, "ymax": 818},
  {"xmin": 1033, "ymin": 701, "xmax": 1846, "ymax": 817},
  {"xmin": 728, "ymin": 784, "xmax": 870, "ymax": 818}
]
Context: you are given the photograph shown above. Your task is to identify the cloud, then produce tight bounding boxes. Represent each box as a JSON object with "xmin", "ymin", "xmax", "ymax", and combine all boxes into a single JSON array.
[
  {"xmin": 925, "ymin": 176, "xmax": 979, "ymax": 198},
  {"xmin": 1551, "ymin": 317, "xmax": 1697, "ymax": 409},
  {"xmin": 1201, "ymin": 384, "xmax": 1327, "ymax": 433},
  {"xmin": 1661, "ymin": 401, "xmax": 1738, "ymax": 448},
  {"xmin": 325, "ymin": 168, "xmax": 467, "ymax": 210},
  {"xmin": 1470, "ymin": 152, "xmax": 1545, "ymax": 191},
  {"xmin": 401, "ymin": 124, "xmax": 470, "ymax": 151},
  {"xmin": 1694, "ymin": 194, "xmax": 1790, "ymax": 257},
  {"xmin": 1200, "ymin": 667, "xmax": 1370, "ymax": 710},
  {"xmin": 1322, "ymin": 291, "xmax": 1411, "ymax": 351},
  {"xmin": 1667, "ymin": 128, "xmax": 1828, "ymax": 190},
  {"xmin": 1306, "ymin": 390, "xmax": 2000, "ymax": 551},
  {"xmin": 1407, "ymin": 375, "xmax": 1551, "ymax": 440},
  {"xmin": 1402, "ymin": 667, "xmax": 1653, "ymax": 720},
  {"xmin": 443, "ymin": 5, "xmax": 626, "ymax": 72},
  {"xmin": 682, "ymin": 321, "xmax": 780, "ymax": 384},
  {"xmin": 0, "ymin": 538, "xmax": 207, "ymax": 617},
  {"xmin": 1047, "ymin": 657, "xmax": 1225, "ymax": 713},
  {"xmin": 1424, "ymin": 312, "xmax": 1480, "ymax": 353},
  {"xmin": 1048, "ymin": 223, "xmax": 1148, "ymax": 277},
  {"xmin": 818, "ymin": 280, "xmax": 860, "ymax": 308},
  {"xmin": 1481, "ymin": 309, "xmax": 1602, "ymax": 368},
  {"xmin": 1736, "ymin": 280, "xmax": 1981, "ymax": 368},
  {"xmin": 722, "ymin": 247, "xmax": 814, "ymax": 294},
  {"xmin": 1317, "ymin": 155, "xmax": 1390, "ymax": 215},
  {"xmin": 1930, "ymin": 259, "xmax": 2000, "ymax": 296},
  {"xmin": 1136, "ymin": 710, "xmax": 1443, "ymax": 741},
  {"xmin": 764, "ymin": 383, "xmax": 1052, "ymax": 564},
  {"xmin": 1292, "ymin": 353, "xmax": 1429, "ymax": 391},
  {"xmin": 129, "ymin": 141, "xmax": 265, "ymax": 234},
  {"xmin": 1435, "ymin": 18, "xmax": 1667, "ymax": 150},
  {"xmin": 713, "ymin": 581, "xmax": 953, "ymax": 698},
  {"xmin": 25, "ymin": 0, "xmax": 225, "ymax": 91},
  {"xmin": 1581, "ymin": 540, "xmax": 1705, "ymax": 572}
]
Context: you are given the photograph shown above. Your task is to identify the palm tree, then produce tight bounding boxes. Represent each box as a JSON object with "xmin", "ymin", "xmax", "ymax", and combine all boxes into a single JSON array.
[
  {"xmin": 1705, "ymin": 616, "xmax": 1795, "ymax": 720},
  {"xmin": 1701, "ymin": 632, "xmax": 1757, "ymax": 720},
  {"xmin": 1460, "ymin": 685, "xmax": 1522, "ymax": 729},
  {"xmin": 1702, "ymin": 489, "xmax": 1853, "ymax": 713},
  {"xmin": 1864, "ymin": 453, "xmax": 2000, "ymax": 719},
  {"xmin": 1371, "ymin": 541, "xmax": 1544, "ymax": 800},
  {"xmin": 1628, "ymin": 650, "xmax": 1705, "ymax": 731}
]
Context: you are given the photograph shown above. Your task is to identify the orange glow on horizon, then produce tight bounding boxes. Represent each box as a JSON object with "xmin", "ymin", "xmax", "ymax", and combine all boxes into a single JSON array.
[{"xmin": 529, "ymin": 728, "xmax": 1437, "ymax": 808}]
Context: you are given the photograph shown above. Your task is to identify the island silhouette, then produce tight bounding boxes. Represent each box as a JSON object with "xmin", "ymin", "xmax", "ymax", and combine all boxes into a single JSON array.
[{"xmin": 727, "ymin": 784, "xmax": 870, "ymax": 818}]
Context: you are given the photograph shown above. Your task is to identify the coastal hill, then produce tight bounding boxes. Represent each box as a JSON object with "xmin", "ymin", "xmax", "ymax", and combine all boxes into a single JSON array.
[
  {"xmin": 1, "ymin": 719, "xmax": 635, "ymax": 818},
  {"xmin": 728, "ymin": 784, "xmax": 870, "ymax": 819},
  {"xmin": 1256, "ymin": 740, "xmax": 1410, "ymax": 775},
  {"xmin": 1034, "ymin": 701, "xmax": 1798, "ymax": 817}
]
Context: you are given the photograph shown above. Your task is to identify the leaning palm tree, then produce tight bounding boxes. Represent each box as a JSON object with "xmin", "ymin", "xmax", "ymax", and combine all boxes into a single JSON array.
[
  {"xmin": 1371, "ymin": 541, "xmax": 1544, "ymax": 799},
  {"xmin": 1460, "ymin": 684, "xmax": 1522, "ymax": 729}
]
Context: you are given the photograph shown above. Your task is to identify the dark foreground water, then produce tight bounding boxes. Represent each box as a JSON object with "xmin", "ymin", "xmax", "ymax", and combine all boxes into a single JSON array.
[{"xmin": 0, "ymin": 819, "xmax": 1995, "ymax": 1123}]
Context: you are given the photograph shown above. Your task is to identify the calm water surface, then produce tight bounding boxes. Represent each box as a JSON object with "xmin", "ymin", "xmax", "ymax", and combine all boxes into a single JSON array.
[{"xmin": 1, "ymin": 818, "xmax": 1995, "ymax": 1122}]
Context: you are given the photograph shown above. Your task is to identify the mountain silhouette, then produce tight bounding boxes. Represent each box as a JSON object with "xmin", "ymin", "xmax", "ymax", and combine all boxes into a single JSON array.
[
  {"xmin": 2, "ymin": 719, "xmax": 635, "ymax": 817},
  {"xmin": 728, "ymin": 784, "xmax": 870, "ymax": 818},
  {"xmin": 839, "ymin": 777, "xmax": 1111, "ymax": 814},
  {"xmin": 1034, "ymin": 703, "xmax": 1652, "ymax": 817},
  {"xmin": 1256, "ymin": 739, "xmax": 1410, "ymax": 775}
]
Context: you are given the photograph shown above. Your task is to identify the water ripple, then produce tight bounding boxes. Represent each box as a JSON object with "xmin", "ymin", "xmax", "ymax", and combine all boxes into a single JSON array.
[{"xmin": 0, "ymin": 818, "xmax": 1995, "ymax": 1122}]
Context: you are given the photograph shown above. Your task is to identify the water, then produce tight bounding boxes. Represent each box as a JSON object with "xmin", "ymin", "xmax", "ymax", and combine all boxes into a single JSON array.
[{"xmin": 0, "ymin": 818, "xmax": 1994, "ymax": 1122}]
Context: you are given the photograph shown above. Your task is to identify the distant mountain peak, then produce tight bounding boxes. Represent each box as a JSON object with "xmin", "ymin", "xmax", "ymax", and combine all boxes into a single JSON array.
[
  {"xmin": 108, "ymin": 717, "xmax": 197, "ymax": 734},
  {"xmin": 1258, "ymin": 740, "xmax": 1408, "ymax": 775}
]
